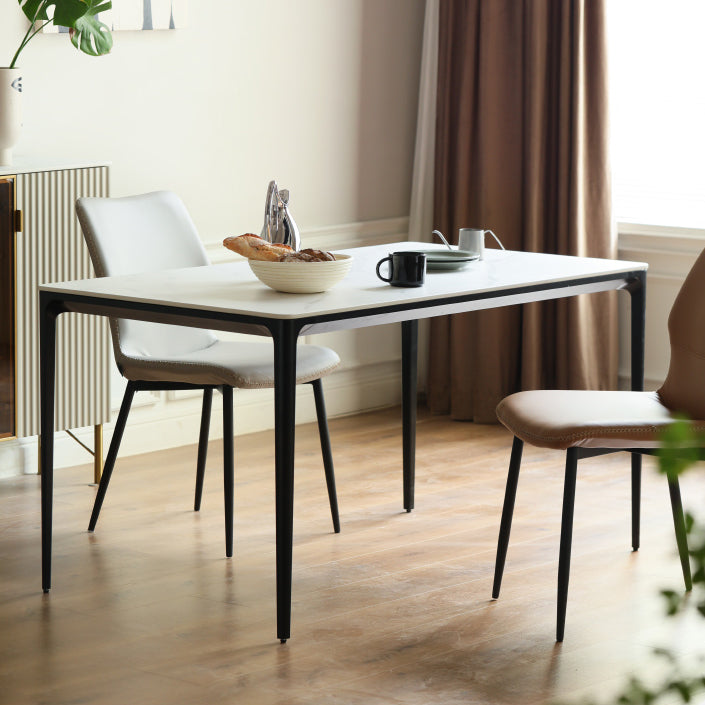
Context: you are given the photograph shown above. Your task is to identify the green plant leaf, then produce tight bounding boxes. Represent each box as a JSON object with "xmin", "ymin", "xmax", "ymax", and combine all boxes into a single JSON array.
[
  {"xmin": 685, "ymin": 511, "xmax": 696, "ymax": 533},
  {"xmin": 52, "ymin": 0, "xmax": 91, "ymax": 27},
  {"xmin": 74, "ymin": 0, "xmax": 112, "ymax": 16},
  {"xmin": 657, "ymin": 417, "xmax": 703, "ymax": 477},
  {"xmin": 18, "ymin": 0, "xmax": 88, "ymax": 26},
  {"xmin": 12, "ymin": 0, "xmax": 112, "ymax": 66},
  {"xmin": 667, "ymin": 680, "xmax": 694, "ymax": 701},
  {"xmin": 70, "ymin": 11, "xmax": 113, "ymax": 56},
  {"xmin": 660, "ymin": 589, "xmax": 683, "ymax": 616},
  {"xmin": 18, "ymin": 0, "xmax": 51, "ymax": 22},
  {"xmin": 653, "ymin": 647, "xmax": 677, "ymax": 663}
]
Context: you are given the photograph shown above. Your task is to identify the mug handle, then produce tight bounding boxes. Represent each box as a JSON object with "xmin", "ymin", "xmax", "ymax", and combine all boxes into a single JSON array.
[
  {"xmin": 484, "ymin": 230, "xmax": 506, "ymax": 250},
  {"xmin": 376, "ymin": 256, "xmax": 392, "ymax": 282}
]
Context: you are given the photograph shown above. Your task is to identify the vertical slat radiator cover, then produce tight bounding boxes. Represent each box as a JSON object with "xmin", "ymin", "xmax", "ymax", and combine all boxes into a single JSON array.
[{"xmin": 15, "ymin": 167, "xmax": 111, "ymax": 436}]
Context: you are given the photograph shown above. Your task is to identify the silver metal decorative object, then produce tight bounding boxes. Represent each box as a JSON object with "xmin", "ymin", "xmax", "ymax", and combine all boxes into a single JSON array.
[{"xmin": 261, "ymin": 180, "xmax": 301, "ymax": 251}]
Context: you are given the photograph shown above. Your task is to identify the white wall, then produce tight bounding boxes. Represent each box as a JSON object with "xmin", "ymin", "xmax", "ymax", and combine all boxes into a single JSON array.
[
  {"xmin": 618, "ymin": 226, "xmax": 705, "ymax": 390},
  {"xmin": 0, "ymin": 0, "xmax": 426, "ymax": 476},
  {"xmin": 3, "ymin": 1, "xmax": 425, "ymax": 234}
]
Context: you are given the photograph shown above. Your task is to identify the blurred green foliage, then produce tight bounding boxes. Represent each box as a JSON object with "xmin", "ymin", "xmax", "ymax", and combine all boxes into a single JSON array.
[{"xmin": 567, "ymin": 418, "xmax": 705, "ymax": 705}]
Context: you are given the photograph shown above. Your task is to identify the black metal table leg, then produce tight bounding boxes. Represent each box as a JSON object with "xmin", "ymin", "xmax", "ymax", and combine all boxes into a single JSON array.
[
  {"xmin": 222, "ymin": 386, "xmax": 234, "ymax": 558},
  {"xmin": 273, "ymin": 320, "xmax": 299, "ymax": 643},
  {"xmin": 629, "ymin": 271, "xmax": 646, "ymax": 551},
  {"xmin": 40, "ymin": 292, "xmax": 60, "ymax": 593},
  {"xmin": 402, "ymin": 319, "xmax": 418, "ymax": 512}
]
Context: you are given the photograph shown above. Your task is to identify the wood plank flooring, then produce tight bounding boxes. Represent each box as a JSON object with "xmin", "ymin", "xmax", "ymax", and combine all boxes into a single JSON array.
[{"xmin": 1, "ymin": 406, "xmax": 703, "ymax": 704}]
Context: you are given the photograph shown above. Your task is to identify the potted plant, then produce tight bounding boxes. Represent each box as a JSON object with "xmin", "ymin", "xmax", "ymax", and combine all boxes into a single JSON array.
[{"xmin": 1, "ymin": 0, "xmax": 113, "ymax": 165}]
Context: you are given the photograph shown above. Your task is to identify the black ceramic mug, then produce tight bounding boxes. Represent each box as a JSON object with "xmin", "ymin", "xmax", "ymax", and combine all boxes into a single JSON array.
[{"xmin": 376, "ymin": 251, "xmax": 426, "ymax": 288}]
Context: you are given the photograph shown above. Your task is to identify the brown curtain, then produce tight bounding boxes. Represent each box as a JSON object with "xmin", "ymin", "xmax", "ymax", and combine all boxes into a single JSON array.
[{"xmin": 427, "ymin": 0, "xmax": 617, "ymax": 422}]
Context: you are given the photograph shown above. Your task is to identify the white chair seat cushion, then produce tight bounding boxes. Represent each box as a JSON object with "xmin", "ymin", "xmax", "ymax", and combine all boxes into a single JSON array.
[
  {"xmin": 117, "ymin": 339, "xmax": 340, "ymax": 388},
  {"xmin": 496, "ymin": 390, "xmax": 705, "ymax": 450}
]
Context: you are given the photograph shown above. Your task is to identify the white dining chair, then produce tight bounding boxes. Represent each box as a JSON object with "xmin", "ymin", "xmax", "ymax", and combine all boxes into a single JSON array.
[{"xmin": 76, "ymin": 191, "xmax": 342, "ymax": 558}]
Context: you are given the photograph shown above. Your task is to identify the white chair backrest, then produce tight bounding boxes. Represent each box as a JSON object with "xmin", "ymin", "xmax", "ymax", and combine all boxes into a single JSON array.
[{"xmin": 76, "ymin": 191, "xmax": 217, "ymax": 363}]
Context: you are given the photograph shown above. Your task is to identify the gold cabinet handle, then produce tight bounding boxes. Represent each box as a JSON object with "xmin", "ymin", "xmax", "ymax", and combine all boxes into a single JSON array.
[{"xmin": 14, "ymin": 209, "xmax": 22, "ymax": 233}]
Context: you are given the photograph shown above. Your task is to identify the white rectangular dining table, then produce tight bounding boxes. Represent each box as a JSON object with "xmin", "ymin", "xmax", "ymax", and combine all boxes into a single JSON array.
[{"xmin": 38, "ymin": 242, "xmax": 648, "ymax": 642}]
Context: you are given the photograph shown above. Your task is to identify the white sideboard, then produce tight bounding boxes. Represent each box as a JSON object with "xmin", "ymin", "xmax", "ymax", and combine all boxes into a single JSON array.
[{"xmin": 0, "ymin": 161, "xmax": 111, "ymax": 477}]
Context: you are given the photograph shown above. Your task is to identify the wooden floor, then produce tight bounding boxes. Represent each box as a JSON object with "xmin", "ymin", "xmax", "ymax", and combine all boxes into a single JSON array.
[{"xmin": 1, "ymin": 406, "xmax": 703, "ymax": 705}]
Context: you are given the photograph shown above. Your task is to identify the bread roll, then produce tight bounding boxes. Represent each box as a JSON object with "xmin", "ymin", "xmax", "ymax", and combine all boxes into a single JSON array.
[{"xmin": 279, "ymin": 249, "xmax": 336, "ymax": 262}]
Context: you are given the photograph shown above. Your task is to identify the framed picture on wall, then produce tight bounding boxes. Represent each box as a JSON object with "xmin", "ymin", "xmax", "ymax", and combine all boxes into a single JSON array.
[{"xmin": 44, "ymin": 0, "xmax": 187, "ymax": 32}]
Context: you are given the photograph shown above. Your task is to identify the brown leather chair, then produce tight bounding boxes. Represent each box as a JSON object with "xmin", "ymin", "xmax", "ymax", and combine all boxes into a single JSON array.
[{"xmin": 491, "ymin": 248, "xmax": 705, "ymax": 641}]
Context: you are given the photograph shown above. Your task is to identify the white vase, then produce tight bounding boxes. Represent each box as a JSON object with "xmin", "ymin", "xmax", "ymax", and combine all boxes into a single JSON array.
[{"xmin": 0, "ymin": 68, "xmax": 22, "ymax": 166}]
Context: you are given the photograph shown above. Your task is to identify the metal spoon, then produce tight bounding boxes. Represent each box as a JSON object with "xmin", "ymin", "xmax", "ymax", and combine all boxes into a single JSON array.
[{"xmin": 432, "ymin": 229, "xmax": 453, "ymax": 250}]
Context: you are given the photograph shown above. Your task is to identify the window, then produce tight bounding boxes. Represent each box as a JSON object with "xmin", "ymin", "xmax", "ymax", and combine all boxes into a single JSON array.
[{"xmin": 608, "ymin": 1, "xmax": 705, "ymax": 229}]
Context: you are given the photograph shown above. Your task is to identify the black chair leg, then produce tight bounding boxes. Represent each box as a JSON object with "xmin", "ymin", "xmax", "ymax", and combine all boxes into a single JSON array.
[
  {"xmin": 492, "ymin": 436, "xmax": 524, "ymax": 599},
  {"xmin": 88, "ymin": 381, "xmax": 136, "ymax": 531},
  {"xmin": 631, "ymin": 453, "xmax": 641, "ymax": 551},
  {"xmin": 222, "ymin": 386, "xmax": 234, "ymax": 558},
  {"xmin": 556, "ymin": 447, "xmax": 579, "ymax": 642},
  {"xmin": 666, "ymin": 470, "xmax": 692, "ymax": 592},
  {"xmin": 194, "ymin": 388, "xmax": 213, "ymax": 511},
  {"xmin": 310, "ymin": 379, "xmax": 340, "ymax": 533}
]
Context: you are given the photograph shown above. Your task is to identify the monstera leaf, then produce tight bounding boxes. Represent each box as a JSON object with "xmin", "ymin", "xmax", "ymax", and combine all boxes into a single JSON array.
[
  {"xmin": 10, "ymin": 0, "xmax": 113, "ymax": 67},
  {"xmin": 70, "ymin": 1, "xmax": 113, "ymax": 56},
  {"xmin": 19, "ymin": 0, "xmax": 88, "ymax": 26}
]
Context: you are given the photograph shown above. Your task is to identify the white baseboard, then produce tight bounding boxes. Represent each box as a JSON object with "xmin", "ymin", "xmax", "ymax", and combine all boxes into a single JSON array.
[
  {"xmin": 106, "ymin": 360, "xmax": 403, "ymax": 462},
  {"xmin": 0, "ymin": 360, "xmax": 402, "ymax": 478}
]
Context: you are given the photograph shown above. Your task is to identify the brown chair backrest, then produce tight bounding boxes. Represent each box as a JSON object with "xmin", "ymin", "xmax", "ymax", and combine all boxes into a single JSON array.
[{"xmin": 658, "ymin": 247, "xmax": 705, "ymax": 419}]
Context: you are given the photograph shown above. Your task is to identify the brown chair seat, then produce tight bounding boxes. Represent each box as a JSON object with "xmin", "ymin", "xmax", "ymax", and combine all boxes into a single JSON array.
[
  {"xmin": 496, "ymin": 390, "xmax": 705, "ymax": 450},
  {"xmin": 492, "ymin": 245, "xmax": 705, "ymax": 641}
]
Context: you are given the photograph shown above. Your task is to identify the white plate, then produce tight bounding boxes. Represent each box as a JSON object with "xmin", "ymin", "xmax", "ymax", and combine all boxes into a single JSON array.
[{"xmin": 419, "ymin": 250, "xmax": 480, "ymax": 271}]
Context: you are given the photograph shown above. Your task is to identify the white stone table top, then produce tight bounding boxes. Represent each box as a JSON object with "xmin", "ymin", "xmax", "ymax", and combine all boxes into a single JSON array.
[{"xmin": 39, "ymin": 242, "xmax": 648, "ymax": 321}]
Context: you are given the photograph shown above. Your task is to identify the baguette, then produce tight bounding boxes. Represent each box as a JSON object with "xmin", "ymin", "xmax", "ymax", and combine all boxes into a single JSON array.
[
  {"xmin": 223, "ymin": 234, "xmax": 293, "ymax": 261},
  {"xmin": 224, "ymin": 235, "xmax": 335, "ymax": 262}
]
